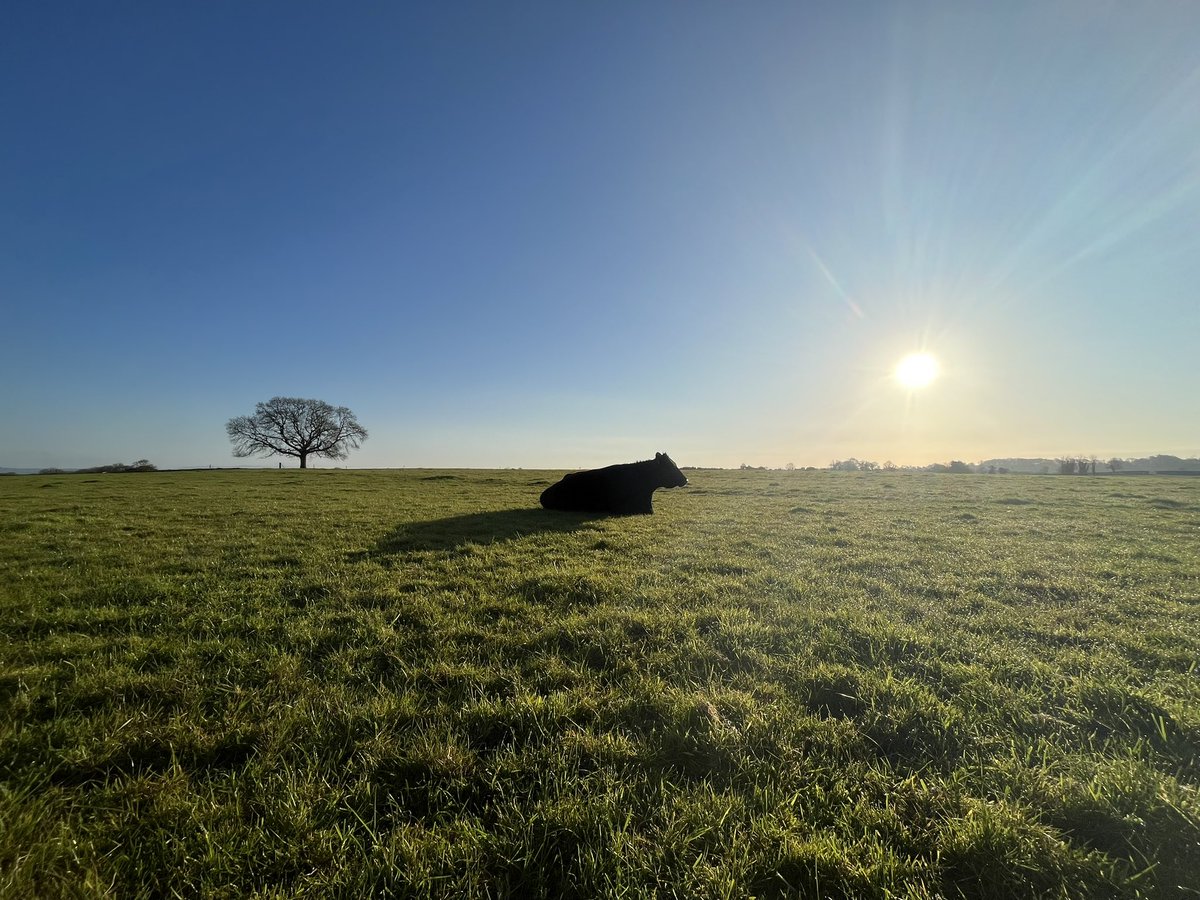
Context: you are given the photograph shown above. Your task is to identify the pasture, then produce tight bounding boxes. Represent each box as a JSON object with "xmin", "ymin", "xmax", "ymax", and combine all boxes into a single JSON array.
[{"xmin": 2, "ymin": 468, "xmax": 1198, "ymax": 898}]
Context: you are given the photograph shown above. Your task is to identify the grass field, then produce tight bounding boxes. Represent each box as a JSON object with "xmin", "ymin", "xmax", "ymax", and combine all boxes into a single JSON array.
[{"xmin": 2, "ymin": 468, "xmax": 1199, "ymax": 898}]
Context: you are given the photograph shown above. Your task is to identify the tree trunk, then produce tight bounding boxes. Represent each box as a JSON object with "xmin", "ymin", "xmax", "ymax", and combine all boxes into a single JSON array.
[{"xmin": 299, "ymin": 453, "xmax": 307, "ymax": 469}]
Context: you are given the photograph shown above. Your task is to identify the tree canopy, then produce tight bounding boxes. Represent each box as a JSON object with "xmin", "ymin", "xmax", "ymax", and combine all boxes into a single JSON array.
[{"xmin": 226, "ymin": 397, "xmax": 367, "ymax": 469}]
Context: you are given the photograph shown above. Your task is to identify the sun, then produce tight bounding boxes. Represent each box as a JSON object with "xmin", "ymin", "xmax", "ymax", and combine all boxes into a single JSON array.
[{"xmin": 895, "ymin": 353, "xmax": 939, "ymax": 389}]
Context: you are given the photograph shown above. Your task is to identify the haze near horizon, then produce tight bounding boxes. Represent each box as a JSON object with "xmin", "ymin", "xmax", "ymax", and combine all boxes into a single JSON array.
[{"xmin": 3, "ymin": 2, "xmax": 1198, "ymax": 470}]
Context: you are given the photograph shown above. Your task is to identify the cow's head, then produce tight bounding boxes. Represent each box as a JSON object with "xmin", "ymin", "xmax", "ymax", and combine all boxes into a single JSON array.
[{"xmin": 655, "ymin": 452, "xmax": 688, "ymax": 487}]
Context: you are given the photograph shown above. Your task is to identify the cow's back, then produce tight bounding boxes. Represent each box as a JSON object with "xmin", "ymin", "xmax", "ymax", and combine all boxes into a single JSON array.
[{"xmin": 541, "ymin": 468, "xmax": 608, "ymax": 511}]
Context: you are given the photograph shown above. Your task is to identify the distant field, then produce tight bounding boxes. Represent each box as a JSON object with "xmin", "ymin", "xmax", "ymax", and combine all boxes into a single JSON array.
[{"xmin": 2, "ymin": 469, "xmax": 1198, "ymax": 898}]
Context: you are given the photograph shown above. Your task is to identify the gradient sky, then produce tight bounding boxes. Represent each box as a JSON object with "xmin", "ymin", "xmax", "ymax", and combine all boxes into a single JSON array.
[{"xmin": 3, "ymin": 2, "xmax": 1198, "ymax": 470}]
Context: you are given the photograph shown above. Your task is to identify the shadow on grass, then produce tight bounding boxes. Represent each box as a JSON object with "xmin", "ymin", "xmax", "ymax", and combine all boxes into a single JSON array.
[{"xmin": 352, "ymin": 508, "xmax": 606, "ymax": 558}]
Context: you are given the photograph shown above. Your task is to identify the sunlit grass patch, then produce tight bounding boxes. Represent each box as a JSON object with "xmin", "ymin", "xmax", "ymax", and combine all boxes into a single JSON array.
[{"xmin": 2, "ymin": 468, "xmax": 1199, "ymax": 897}]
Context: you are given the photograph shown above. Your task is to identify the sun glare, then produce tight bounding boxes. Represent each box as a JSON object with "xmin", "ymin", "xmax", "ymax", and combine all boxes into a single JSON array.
[{"xmin": 895, "ymin": 353, "xmax": 939, "ymax": 389}]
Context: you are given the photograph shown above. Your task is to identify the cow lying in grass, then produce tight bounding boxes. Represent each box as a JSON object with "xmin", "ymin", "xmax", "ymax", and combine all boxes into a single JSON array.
[{"xmin": 540, "ymin": 452, "xmax": 688, "ymax": 515}]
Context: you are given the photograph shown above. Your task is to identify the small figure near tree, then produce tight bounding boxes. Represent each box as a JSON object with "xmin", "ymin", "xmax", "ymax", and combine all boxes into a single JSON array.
[{"xmin": 226, "ymin": 397, "xmax": 368, "ymax": 469}]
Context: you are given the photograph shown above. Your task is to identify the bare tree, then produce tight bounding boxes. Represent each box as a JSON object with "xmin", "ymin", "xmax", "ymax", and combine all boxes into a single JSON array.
[
  {"xmin": 226, "ymin": 397, "xmax": 368, "ymax": 469},
  {"xmin": 1107, "ymin": 458, "xmax": 1123, "ymax": 473}
]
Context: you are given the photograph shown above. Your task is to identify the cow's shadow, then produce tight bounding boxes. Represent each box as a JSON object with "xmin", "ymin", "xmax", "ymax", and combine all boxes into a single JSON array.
[{"xmin": 352, "ymin": 508, "xmax": 606, "ymax": 559}]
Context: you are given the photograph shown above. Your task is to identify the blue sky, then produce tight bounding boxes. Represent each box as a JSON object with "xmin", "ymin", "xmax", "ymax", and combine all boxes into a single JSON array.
[{"xmin": 3, "ymin": 1, "xmax": 1198, "ymax": 469}]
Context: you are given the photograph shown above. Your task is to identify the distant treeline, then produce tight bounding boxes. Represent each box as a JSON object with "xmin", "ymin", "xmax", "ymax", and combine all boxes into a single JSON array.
[
  {"xmin": 982, "ymin": 455, "xmax": 1200, "ymax": 475},
  {"xmin": 822, "ymin": 455, "xmax": 1200, "ymax": 475},
  {"xmin": 38, "ymin": 459, "xmax": 158, "ymax": 475}
]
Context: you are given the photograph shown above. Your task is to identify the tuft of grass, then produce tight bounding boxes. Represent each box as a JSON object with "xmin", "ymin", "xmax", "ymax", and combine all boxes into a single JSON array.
[{"xmin": 2, "ymin": 468, "xmax": 1199, "ymax": 897}]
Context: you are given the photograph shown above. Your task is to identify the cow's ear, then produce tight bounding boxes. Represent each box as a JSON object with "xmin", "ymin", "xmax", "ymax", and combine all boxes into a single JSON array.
[{"xmin": 656, "ymin": 452, "xmax": 663, "ymax": 459}]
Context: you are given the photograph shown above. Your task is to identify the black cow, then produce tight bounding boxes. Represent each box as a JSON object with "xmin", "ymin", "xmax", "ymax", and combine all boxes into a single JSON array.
[{"xmin": 540, "ymin": 452, "xmax": 688, "ymax": 515}]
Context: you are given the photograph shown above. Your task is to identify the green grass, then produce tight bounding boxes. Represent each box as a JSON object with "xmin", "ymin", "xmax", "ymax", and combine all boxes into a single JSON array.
[{"xmin": 2, "ymin": 468, "xmax": 1199, "ymax": 898}]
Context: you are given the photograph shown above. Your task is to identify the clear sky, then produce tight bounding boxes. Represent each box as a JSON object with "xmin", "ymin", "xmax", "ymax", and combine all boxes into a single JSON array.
[{"xmin": 3, "ymin": 1, "xmax": 1198, "ymax": 470}]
